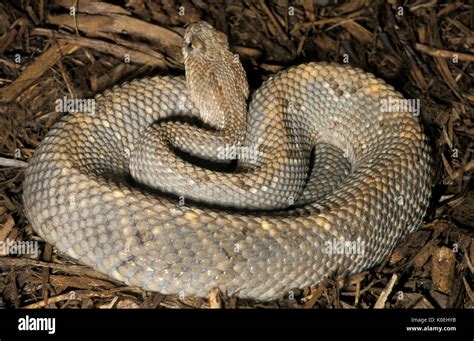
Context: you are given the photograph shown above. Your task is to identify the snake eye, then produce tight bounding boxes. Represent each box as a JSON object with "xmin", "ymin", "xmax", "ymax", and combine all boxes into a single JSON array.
[{"xmin": 190, "ymin": 36, "xmax": 204, "ymax": 50}]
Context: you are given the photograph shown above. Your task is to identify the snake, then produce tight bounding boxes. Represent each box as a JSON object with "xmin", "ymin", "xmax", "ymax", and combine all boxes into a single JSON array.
[{"xmin": 22, "ymin": 21, "xmax": 432, "ymax": 301}]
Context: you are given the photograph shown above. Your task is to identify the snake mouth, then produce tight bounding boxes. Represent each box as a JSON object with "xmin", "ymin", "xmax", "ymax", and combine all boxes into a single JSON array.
[{"xmin": 182, "ymin": 34, "xmax": 194, "ymax": 59}]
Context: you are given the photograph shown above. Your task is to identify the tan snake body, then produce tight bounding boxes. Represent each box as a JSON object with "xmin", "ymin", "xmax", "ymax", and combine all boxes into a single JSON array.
[{"xmin": 23, "ymin": 22, "xmax": 432, "ymax": 300}]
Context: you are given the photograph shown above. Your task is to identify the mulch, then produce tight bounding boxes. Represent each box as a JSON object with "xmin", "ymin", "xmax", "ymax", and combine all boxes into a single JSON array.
[{"xmin": 0, "ymin": 0, "xmax": 472, "ymax": 309}]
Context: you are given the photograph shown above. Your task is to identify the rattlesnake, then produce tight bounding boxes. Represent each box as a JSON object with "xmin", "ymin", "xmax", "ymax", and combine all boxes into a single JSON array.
[{"xmin": 23, "ymin": 21, "xmax": 432, "ymax": 300}]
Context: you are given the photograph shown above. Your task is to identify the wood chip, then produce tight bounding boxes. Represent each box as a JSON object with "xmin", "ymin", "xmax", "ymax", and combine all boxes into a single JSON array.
[
  {"xmin": 412, "ymin": 296, "xmax": 435, "ymax": 309},
  {"xmin": 208, "ymin": 287, "xmax": 222, "ymax": 309},
  {"xmin": 430, "ymin": 290, "xmax": 448, "ymax": 308},
  {"xmin": 470, "ymin": 239, "xmax": 474, "ymax": 270},
  {"xmin": 116, "ymin": 298, "xmax": 140, "ymax": 309},
  {"xmin": 49, "ymin": 274, "xmax": 115, "ymax": 289},
  {"xmin": 431, "ymin": 246, "xmax": 456, "ymax": 295},
  {"xmin": 413, "ymin": 243, "xmax": 434, "ymax": 268},
  {"xmin": 0, "ymin": 43, "xmax": 80, "ymax": 103},
  {"xmin": 0, "ymin": 215, "xmax": 14, "ymax": 243}
]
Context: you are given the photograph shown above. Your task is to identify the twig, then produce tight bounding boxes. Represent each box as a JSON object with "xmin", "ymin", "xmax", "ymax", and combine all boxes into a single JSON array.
[
  {"xmin": 259, "ymin": 0, "xmax": 288, "ymax": 44},
  {"xmin": 415, "ymin": 43, "xmax": 474, "ymax": 62},
  {"xmin": 463, "ymin": 248, "xmax": 474, "ymax": 276},
  {"xmin": 46, "ymin": 13, "xmax": 182, "ymax": 61},
  {"xmin": 32, "ymin": 29, "xmax": 166, "ymax": 68},
  {"xmin": 0, "ymin": 257, "xmax": 115, "ymax": 281},
  {"xmin": 462, "ymin": 277, "xmax": 473, "ymax": 306},
  {"xmin": 374, "ymin": 274, "xmax": 398, "ymax": 309},
  {"xmin": 0, "ymin": 157, "xmax": 28, "ymax": 168},
  {"xmin": 290, "ymin": 9, "xmax": 365, "ymax": 34},
  {"xmin": 23, "ymin": 290, "xmax": 118, "ymax": 308}
]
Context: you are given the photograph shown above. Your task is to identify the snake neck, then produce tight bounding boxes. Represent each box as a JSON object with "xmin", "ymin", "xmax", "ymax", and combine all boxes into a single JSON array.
[
  {"xmin": 153, "ymin": 22, "xmax": 252, "ymax": 162},
  {"xmin": 183, "ymin": 22, "xmax": 249, "ymax": 133}
]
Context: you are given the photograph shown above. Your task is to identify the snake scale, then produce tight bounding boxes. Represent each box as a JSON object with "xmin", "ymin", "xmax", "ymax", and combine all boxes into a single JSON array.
[{"xmin": 23, "ymin": 22, "xmax": 432, "ymax": 300}]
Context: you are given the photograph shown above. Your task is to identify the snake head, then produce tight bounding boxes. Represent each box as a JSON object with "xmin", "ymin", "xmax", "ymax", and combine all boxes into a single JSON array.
[
  {"xmin": 183, "ymin": 21, "xmax": 229, "ymax": 61},
  {"xmin": 182, "ymin": 21, "xmax": 249, "ymax": 130}
]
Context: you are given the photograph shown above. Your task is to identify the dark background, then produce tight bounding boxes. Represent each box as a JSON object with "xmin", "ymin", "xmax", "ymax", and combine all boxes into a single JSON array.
[{"xmin": 0, "ymin": 0, "xmax": 472, "ymax": 309}]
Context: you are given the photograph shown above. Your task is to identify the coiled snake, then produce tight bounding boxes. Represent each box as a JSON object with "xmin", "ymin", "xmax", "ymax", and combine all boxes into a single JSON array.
[{"xmin": 23, "ymin": 22, "xmax": 432, "ymax": 300}]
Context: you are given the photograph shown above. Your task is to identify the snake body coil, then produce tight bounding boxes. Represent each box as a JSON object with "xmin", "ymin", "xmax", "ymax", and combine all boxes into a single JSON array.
[{"xmin": 23, "ymin": 22, "xmax": 432, "ymax": 300}]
